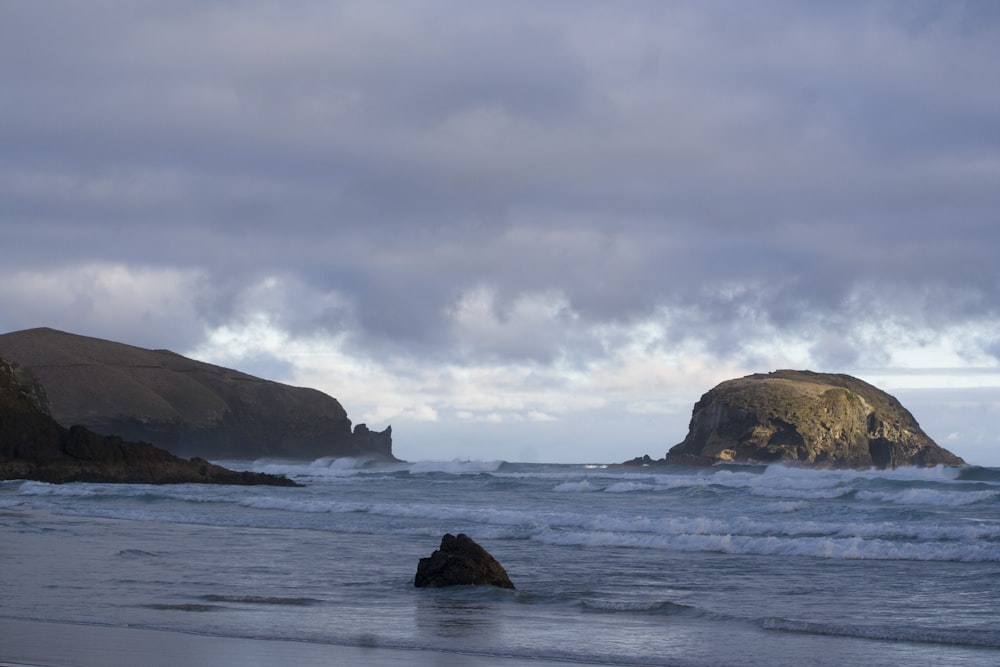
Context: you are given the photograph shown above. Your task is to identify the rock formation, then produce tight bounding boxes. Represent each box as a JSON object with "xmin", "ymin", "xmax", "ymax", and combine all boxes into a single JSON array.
[
  {"xmin": 659, "ymin": 370, "xmax": 964, "ymax": 469},
  {"xmin": 0, "ymin": 356, "xmax": 300, "ymax": 485},
  {"xmin": 414, "ymin": 533, "xmax": 516, "ymax": 589},
  {"xmin": 0, "ymin": 328, "xmax": 396, "ymax": 461}
]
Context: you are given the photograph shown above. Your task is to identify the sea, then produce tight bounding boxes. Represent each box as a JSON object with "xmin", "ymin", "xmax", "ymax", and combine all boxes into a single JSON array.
[{"xmin": 2, "ymin": 459, "xmax": 999, "ymax": 666}]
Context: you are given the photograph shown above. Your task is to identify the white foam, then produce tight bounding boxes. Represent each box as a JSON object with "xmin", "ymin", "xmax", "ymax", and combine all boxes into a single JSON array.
[
  {"xmin": 532, "ymin": 528, "xmax": 1000, "ymax": 561},
  {"xmin": 15, "ymin": 481, "xmax": 97, "ymax": 496},
  {"xmin": 9, "ymin": 460, "xmax": 996, "ymax": 566},
  {"xmin": 604, "ymin": 482, "xmax": 656, "ymax": 493},
  {"xmin": 211, "ymin": 457, "xmax": 407, "ymax": 481},
  {"xmin": 666, "ymin": 464, "xmax": 982, "ymax": 503},
  {"xmin": 855, "ymin": 488, "xmax": 998, "ymax": 507},
  {"xmin": 552, "ymin": 480, "xmax": 597, "ymax": 493},
  {"xmin": 406, "ymin": 459, "xmax": 505, "ymax": 475},
  {"xmin": 235, "ymin": 495, "xmax": 549, "ymax": 532},
  {"xmin": 761, "ymin": 501, "xmax": 808, "ymax": 513},
  {"xmin": 580, "ymin": 599, "xmax": 681, "ymax": 613},
  {"xmin": 832, "ymin": 520, "xmax": 1000, "ymax": 541}
]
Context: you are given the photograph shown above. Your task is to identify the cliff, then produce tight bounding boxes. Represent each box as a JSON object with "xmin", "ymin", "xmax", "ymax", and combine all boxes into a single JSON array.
[
  {"xmin": 0, "ymin": 356, "xmax": 299, "ymax": 485},
  {"xmin": 661, "ymin": 370, "xmax": 964, "ymax": 469},
  {"xmin": 0, "ymin": 328, "xmax": 396, "ymax": 461}
]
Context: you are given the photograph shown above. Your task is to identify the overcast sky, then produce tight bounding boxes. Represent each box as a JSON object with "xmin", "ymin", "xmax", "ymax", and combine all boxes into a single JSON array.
[{"xmin": 3, "ymin": 1, "xmax": 999, "ymax": 465}]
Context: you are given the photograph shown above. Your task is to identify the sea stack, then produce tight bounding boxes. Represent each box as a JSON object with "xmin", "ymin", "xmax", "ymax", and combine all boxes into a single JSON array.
[{"xmin": 663, "ymin": 370, "xmax": 964, "ymax": 469}]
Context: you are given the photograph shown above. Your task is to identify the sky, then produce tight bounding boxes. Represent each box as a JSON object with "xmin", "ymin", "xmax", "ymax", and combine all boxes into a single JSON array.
[{"xmin": 3, "ymin": 1, "xmax": 1000, "ymax": 465}]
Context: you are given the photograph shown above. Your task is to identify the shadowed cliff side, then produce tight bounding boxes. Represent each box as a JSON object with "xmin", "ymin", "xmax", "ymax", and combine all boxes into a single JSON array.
[
  {"xmin": 0, "ymin": 356, "xmax": 300, "ymax": 485},
  {"xmin": 659, "ymin": 370, "xmax": 964, "ymax": 469},
  {"xmin": 0, "ymin": 328, "xmax": 396, "ymax": 461}
]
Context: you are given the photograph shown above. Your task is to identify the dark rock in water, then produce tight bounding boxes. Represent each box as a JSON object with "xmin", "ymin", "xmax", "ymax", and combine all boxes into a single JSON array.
[
  {"xmin": 0, "ymin": 356, "xmax": 300, "ymax": 486},
  {"xmin": 661, "ymin": 370, "xmax": 965, "ymax": 469},
  {"xmin": 0, "ymin": 327, "xmax": 397, "ymax": 462},
  {"xmin": 618, "ymin": 454, "xmax": 658, "ymax": 467},
  {"xmin": 414, "ymin": 533, "xmax": 515, "ymax": 589}
]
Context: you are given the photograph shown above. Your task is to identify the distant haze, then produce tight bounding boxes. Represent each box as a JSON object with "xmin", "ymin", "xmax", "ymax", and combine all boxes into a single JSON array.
[{"xmin": 3, "ymin": 1, "xmax": 999, "ymax": 465}]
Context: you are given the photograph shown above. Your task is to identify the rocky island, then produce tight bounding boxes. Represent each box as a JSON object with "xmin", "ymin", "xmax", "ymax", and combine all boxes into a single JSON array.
[
  {"xmin": 0, "ymin": 328, "xmax": 396, "ymax": 462},
  {"xmin": 630, "ymin": 370, "xmax": 964, "ymax": 469},
  {"xmin": 0, "ymin": 356, "xmax": 299, "ymax": 485}
]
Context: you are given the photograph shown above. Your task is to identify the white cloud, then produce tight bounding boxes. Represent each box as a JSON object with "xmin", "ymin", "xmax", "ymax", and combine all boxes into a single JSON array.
[
  {"xmin": 168, "ymin": 268, "xmax": 1000, "ymax": 464},
  {"xmin": 0, "ymin": 263, "xmax": 206, "ymax": 349},
  {"xmin": 448, "ymin": 286, "xmax": 577, "ymax": 360}
]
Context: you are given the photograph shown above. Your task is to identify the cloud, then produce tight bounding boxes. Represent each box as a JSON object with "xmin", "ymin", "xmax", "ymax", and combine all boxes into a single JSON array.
[
  {"xmin": 2, "ymin": 1, "xmax": 1000, "ymax": 463},
  {"xmin": 0, "ymin": 264, "xmax": 207, "ymax": 351}
]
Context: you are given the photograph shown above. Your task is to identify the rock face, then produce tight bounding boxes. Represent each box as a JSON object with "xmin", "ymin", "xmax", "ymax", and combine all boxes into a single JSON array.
[
  {"xmin": 663, "ymin": 370, "xmax": 965, "ymax": 469},
  {"xmin": 414, "ymin": 533, "xmax": 515, "ymax": 589},
  {"xmin": 0, "ymin": 328, "xmax": 396, "ymax": 461},
  {"xmin": 0, "ymin": 356, "xmax": 300, "ymax": 485}
]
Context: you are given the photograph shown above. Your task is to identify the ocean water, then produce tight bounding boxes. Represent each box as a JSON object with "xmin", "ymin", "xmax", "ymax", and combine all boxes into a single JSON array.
[{"xmin": 2, "ymin": 459, "xmax": 999, "ymax": 666}]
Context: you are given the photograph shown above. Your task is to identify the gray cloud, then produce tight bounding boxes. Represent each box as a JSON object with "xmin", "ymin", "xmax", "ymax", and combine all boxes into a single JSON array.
[{"xmin": 3, "ymin": 1, "xmax": 1000, "ymax": 462}]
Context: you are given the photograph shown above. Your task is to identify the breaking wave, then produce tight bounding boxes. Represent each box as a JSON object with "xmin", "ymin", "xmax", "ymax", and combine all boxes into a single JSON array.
[{"xmin": 5, "ymin": 461, "xmax": 998, "ymax": 562}]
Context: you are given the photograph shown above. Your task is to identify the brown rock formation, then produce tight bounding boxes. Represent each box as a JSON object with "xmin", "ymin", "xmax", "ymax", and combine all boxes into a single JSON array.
[
  {"xmin": 414, "ymin": 533, "xmax": 516, "ymax": 589},
  {"xmin": 0, "ymin": 356, "xmax": 300, "ymax": 485},
  {"xmin": 662, "ymin": 370, "xmax": 964, "ymax": 469},
  {"xmin": 0, "ymin": 328, "xmax": 396, "ymax": 461}
]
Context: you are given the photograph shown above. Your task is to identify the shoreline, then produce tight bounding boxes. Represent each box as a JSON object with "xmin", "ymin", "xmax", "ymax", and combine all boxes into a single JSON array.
[{"xmin": 0, "ymin": 618, "xmax": 606, "ymax": 667}]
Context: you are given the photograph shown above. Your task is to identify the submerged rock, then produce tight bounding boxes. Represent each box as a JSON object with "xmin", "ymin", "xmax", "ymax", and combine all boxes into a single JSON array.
[
  {"xmin": 414, "ymin": 533, "xmax": 515, "ymax": 589},
  {"xmin": 662, "ymin": 370, "xmax": 964, "ymax": 469}
]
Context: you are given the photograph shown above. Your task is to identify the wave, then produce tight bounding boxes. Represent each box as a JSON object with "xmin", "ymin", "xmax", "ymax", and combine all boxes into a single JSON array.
[
  {"xmin": 580, "ymin": 599, "xmax": 697, "ymax": 615},
  {"xmin": 532, "ymin": 528, "xmax": 1000, "ymax": 561},
  {"xmin": 406, "ymin": 459, "xmax": 508, "ymax": 475},
  {"xmin": 552, "ymin": 480, "xmax": 598, "ymax": 493},
  {"xmin": 18, "ymin": 478, "xmax": 995, "ymax": 563},
  {"xmin": 573, "ymin": 512, "xmax": 1000, "ymax": 542},
  {"xmin": 203, "ymin": 459, "xmax": 994, "ymax": 498},
  {"xmin": 655, "ymin": 465, "xmax": 998, "ymax": 506},
  {"xmin": 214, "ymin": 457, "xmax": 408, "ymax": 482},
  {"xmin": 856, "ymin": 487, "xmax": 999, "ymax": 507},
  {"xmin": 762, "ymin": 616, "xmax": 1000, "ymax": 649},
  {"xmin": 50, "ymin": 493, "xmax": 1000, "ymax": 561},
  {"xmin": 9, "ymin": 479, "xmax": 250, "ymax": 502},
  {"xmin": 14, "ymin": 481, "xmax": 123, "ymax": 498},
  {"xmin": 957, "ymin": 466, "xmax": 1000, "ymax": 483},
  {"xmin": 536, "ymin": 463, "xmax": 982, "ymax": 501},
  {"xmin": 117, "ymin": 548, "xmax": 160, "ymax": 558},
  {"xmin": 234, "ymin": 495, "xmax": 547, "ymax": 533},
  {"xmin": 145, "ymin": 603, "xmax": 221, "ymax": 612},
  {"xmin": 605, "ymin": 481, "xmax": 658, "ymax": 493},
  {"xmin": 232, "ymin": 489, "xmax": 1000, "ymax": 539},
  {"xmin": 200, "ymin": 595, "xmax": 323, "ymax": 606},
  {"xmin": 218, "ymin": 457, "xmax": 514, "ymax": 479},
  {"xmin": 9, "ymin": 461, "xmax": 999, "ymax": 564}
]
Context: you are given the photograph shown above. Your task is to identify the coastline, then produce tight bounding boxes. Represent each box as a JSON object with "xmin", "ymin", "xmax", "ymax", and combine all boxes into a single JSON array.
[{"xmin": 0, "ymin": 618, "xmax": 606, "ymax": 667}]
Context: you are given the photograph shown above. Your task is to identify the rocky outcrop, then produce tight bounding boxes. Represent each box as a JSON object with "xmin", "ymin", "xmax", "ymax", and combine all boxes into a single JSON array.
[
  {"xmin": 414, "ymin": 533, "xmax": 515, "ymax": 589},
  {"xmin": 0, "ymin": 328, "xmax": 396, "ymax": 461},
  {"xmin": 661, "ymin": 370, "xmax": 964, "ymax": 469},
  {"xmin": 0, "ymin": 356, "xmax": 300, "ymax": 485}
]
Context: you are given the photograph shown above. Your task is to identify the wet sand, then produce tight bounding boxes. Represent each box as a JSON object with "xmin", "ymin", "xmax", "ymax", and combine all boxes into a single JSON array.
[{"xmin": 0, "ymin": 618, "xmax": 599, "ymax": 667}]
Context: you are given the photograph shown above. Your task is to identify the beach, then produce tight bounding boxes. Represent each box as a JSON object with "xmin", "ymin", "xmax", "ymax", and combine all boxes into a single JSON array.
[{"xmin": 0, "ymin": 618, "xmax": 604, "ymax": 667}]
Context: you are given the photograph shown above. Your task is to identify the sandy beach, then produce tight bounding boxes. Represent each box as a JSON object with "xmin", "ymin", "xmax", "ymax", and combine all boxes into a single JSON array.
[{"xmin": 0, "ymin": 619, "xmax": 601, "ymax": 667}]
